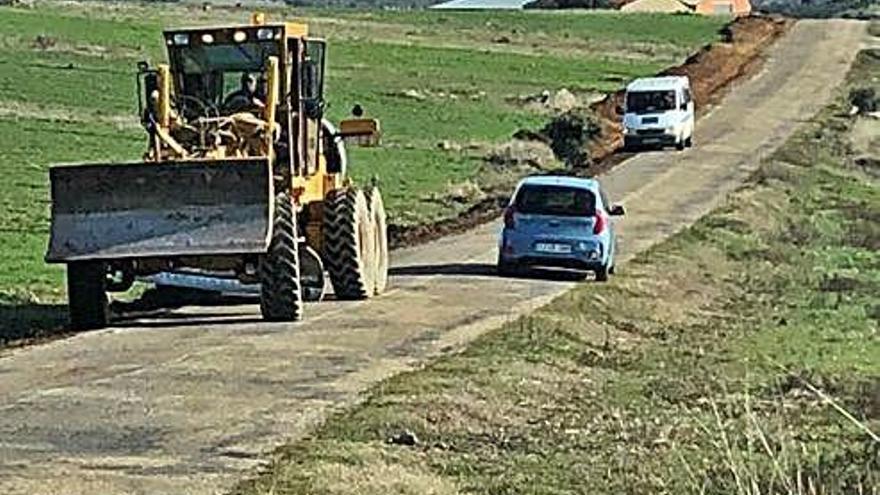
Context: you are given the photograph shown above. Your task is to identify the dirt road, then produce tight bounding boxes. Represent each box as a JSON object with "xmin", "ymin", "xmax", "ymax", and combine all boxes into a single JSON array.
[{"xmin": 0, "ymin": 20, "xmax": 868, "ymax": 495}]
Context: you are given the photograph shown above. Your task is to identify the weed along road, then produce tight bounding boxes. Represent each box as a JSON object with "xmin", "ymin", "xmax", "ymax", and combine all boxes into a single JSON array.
[{"xmin": 0, "ymin": 20, "xmax": 868, "ymax": 495}]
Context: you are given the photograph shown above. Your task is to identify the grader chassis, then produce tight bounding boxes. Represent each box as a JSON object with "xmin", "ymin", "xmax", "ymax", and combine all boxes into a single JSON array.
[{"xmin": 45, "ymin": 14, "xmax": 389, "ymax": 329}]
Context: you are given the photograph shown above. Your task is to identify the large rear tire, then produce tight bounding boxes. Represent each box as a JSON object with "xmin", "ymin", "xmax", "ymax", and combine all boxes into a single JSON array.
[
  {"xmin": 260, "ymin": 192, "xmax": 303, "ymax": 322},
  {"xmin": 366, "ymin": 187, "xmax": 389, "ymax": 295},
  {"xmin": 324, "ymin": 187, "xmax": 375, "ymax": 300},
  {"xmin": 67, "ymin": 261, "xmax": 109, "ymax": 330}
]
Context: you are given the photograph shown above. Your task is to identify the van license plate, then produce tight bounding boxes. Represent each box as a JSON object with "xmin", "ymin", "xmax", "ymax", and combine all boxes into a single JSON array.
[{"xmin": 535, "ymin": 243, "xmax": 571, "ymax": 254}]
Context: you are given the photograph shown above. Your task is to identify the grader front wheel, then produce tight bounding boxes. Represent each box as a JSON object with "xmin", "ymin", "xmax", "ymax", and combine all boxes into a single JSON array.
[
  {"xmin": 67, "ymin": 261, "xmax": 109, "ymax": 330},
  {"xmin": 324, "ymin": 187, "xmax": 379, "ymax": 300},
  {"xmin": 259, "ymin": 192, "xmax": 303, "ymax": 321}
]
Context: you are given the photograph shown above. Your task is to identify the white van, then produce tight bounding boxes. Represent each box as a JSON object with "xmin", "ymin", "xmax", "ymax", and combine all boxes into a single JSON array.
[{"xmin": 620, "ymin": 76, "xmax": 694, "ymax": 151}]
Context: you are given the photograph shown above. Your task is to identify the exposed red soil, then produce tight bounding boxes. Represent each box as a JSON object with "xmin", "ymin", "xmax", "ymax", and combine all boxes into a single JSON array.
[{"xmin": 587, "ymin": 15, "xmax": 791, "ymax": 168}]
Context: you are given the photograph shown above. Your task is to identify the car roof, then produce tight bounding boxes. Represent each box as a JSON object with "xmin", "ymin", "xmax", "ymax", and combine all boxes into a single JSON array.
[
  {"xmin": 518, "ymin": 175, "xmax": 600, "ymax": 192},
  {"xmin": 626, "ymin": 76, "xmax": 689, "ymax": 92}
]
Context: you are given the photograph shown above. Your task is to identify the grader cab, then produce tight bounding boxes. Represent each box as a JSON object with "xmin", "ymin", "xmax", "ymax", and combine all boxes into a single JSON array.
[{"xmin": 45, "ymin": 14, "xmax": 389, "ymax": 329}]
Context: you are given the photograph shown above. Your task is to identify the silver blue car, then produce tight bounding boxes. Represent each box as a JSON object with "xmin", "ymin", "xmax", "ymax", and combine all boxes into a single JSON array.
[{"xmin": 497, "ymin": 175, "xmax": 625, "ymax": 281}]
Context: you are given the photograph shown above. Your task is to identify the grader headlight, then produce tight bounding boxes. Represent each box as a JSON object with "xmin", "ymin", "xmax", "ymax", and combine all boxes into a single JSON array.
[
  {"xmin": 171, "ymin": 33, "xmax": 189, "ymax": 46},
  {"xmin": 256, "ymin": 28, "xmax": 277, "ymax": 40}
]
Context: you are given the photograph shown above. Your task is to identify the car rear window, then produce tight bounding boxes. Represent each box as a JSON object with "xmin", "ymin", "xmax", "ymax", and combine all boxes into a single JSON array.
[{"xmin": 514, "ymin": 185, "xmax": 596, "ymax": 217}]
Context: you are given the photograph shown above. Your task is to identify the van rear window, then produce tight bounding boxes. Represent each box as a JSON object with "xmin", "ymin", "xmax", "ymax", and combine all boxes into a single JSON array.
[{"xmin": 514, "ymin": 185, "xmax": 596, "ymax": 217}]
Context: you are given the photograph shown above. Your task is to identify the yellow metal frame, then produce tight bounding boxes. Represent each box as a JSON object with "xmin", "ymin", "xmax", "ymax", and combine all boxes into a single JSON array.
[
  {"xmin": 262, "ymin": 56, "xmax": 279, "ymax": 158},
  {"xmin": 157, "ymin": 64, "xmax": 172, "ymax": 129},
  {"xmin": 147, "ymin": 13, "xmax": 352, "ymax": 237}
]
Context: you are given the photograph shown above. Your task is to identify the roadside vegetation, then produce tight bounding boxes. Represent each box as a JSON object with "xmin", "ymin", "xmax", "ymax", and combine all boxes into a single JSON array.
[
  {"xmin": 0, "ymin": 3, "xmax": 725, "ymax": 310},
  {"xmin": 233, "ymin": 49, "xmax": 880, "ymax": 495}
]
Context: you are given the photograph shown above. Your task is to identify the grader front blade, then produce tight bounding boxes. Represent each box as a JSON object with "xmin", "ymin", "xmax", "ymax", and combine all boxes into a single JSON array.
[{"xmin": 45, "ymin": 158, "xmax": 273, "ymax": 262}]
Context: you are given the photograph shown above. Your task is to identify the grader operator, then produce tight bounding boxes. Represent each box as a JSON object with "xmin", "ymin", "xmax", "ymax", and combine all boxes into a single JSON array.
[{"xmin": 45, "ymin": 14, "xmax": 389, "ymax": 329}]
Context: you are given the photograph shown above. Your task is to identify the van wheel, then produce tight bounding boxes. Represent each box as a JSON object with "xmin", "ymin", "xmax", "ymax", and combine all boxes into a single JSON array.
[
  {"xmin": 676, "ymin": 138, "xmax": 685, "ymax": 151},
  {"xmin": 685, "ymin": 135, "xmax": 693, "ymax": 148}
]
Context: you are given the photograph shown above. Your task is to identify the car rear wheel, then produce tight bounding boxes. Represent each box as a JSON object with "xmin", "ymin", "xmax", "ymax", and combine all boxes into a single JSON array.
[{"xmin": 497, "ymin": 255, "xmax": 519, "ymax": 277}]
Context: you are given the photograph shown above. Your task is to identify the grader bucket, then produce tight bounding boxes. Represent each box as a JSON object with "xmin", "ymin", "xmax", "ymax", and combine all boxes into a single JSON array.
[{"xmin": 45, "ymin": 158, "xmax": 273, "ymax": 262}]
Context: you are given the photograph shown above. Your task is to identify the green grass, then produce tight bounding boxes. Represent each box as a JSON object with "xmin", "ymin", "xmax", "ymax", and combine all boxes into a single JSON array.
[
  {"xmin": 0, "ymin": 118, "xmax": 142, "ymax": 302},
  {"xmin": 0, "ymin": 3, "xmax": 724, "ymax": 304},
  {"xmin": 326, "ymin": 10, "xmax": 728, "ymax": 49},
  {"xmin": 348, "ymin": 147, "xmax": 482, "ymax": 224},
  {"xmin": 327, "ymin": 40, "xmax": 662, "ymax": 140},
  {"xmin": 232, "ymin": 52, "xmax": 880, "ymax": 495}
]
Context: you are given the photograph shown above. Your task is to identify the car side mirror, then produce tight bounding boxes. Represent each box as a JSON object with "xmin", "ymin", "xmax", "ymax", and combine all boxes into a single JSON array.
[
  {"xmin": 609, "ymin": 204, "xmax": 625, "ymax": 216},
  {"xmin": 680, "ymin": 102, "xmax": 688, "ymax": 111}
]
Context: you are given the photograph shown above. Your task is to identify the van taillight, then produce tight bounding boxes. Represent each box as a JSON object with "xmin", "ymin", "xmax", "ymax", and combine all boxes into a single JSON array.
[
  {"xmin": 504, "ymin": 207, "xmax": 516, "ymax": 229},
  {"xmin": 593, "ymin": 212, "xmax": 606, "ymax": 235}
]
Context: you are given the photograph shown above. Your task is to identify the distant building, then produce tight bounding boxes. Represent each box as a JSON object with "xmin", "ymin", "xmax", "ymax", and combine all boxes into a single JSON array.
[
  {"xmin": 693, "ymin": 0, "xmax": 751, "ymax": 15},
  {"xmin": 430, "ymin": 0, "xmax": 531, "ymax": 9},
  {"xmin": 428, "ymin": 0, "xmax": 750, "ymax": 12},
  {"xmin": 620, "ymin": 0, "xmax": 750, "ymax": 14},
  {"xmin": 620, "ymin": 0, "xmax": 689, "ymax": 13}
]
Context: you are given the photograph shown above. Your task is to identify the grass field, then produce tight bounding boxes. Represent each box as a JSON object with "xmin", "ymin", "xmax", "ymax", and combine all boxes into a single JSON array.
[
  {"xmin": 0, "ymin": 2, "xmax": 725, "ymax": 306},
  {"xmin": 233, "ymin": 50, "xmax": 880, "ymax": 495}
]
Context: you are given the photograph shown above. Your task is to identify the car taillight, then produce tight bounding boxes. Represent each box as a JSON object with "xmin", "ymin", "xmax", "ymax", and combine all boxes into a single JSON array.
[
  {"xmin": 504, "ymin": 207, "xmax": 516, "ymax": 230},
  {"xmin": 593, "ymin": 212, "xmax": 606, "ymax": 235}
]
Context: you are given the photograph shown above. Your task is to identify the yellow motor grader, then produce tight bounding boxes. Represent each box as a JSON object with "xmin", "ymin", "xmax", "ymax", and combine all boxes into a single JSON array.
[{"xmin": 45, "ymin": 14, "xmax": 389, "ymax": 329}]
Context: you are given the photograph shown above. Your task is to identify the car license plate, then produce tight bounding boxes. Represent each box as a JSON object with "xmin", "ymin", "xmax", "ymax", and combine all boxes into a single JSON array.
[{"xmin": 535, "ymin": 242, "xmax": 571, "ymax": 254}]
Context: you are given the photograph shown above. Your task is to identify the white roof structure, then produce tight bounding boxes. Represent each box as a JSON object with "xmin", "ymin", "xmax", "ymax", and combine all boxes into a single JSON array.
[
  {"xmin": 430, "ymin": 0, "xmax": 531, "ymax": 9},
  {"xmin": 626, "ymin": 75, "xmax": 689, "ymax": 92},
  {"xmin": 620, "ymin": 0, "xmax": 689, "ymax": 12}
]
